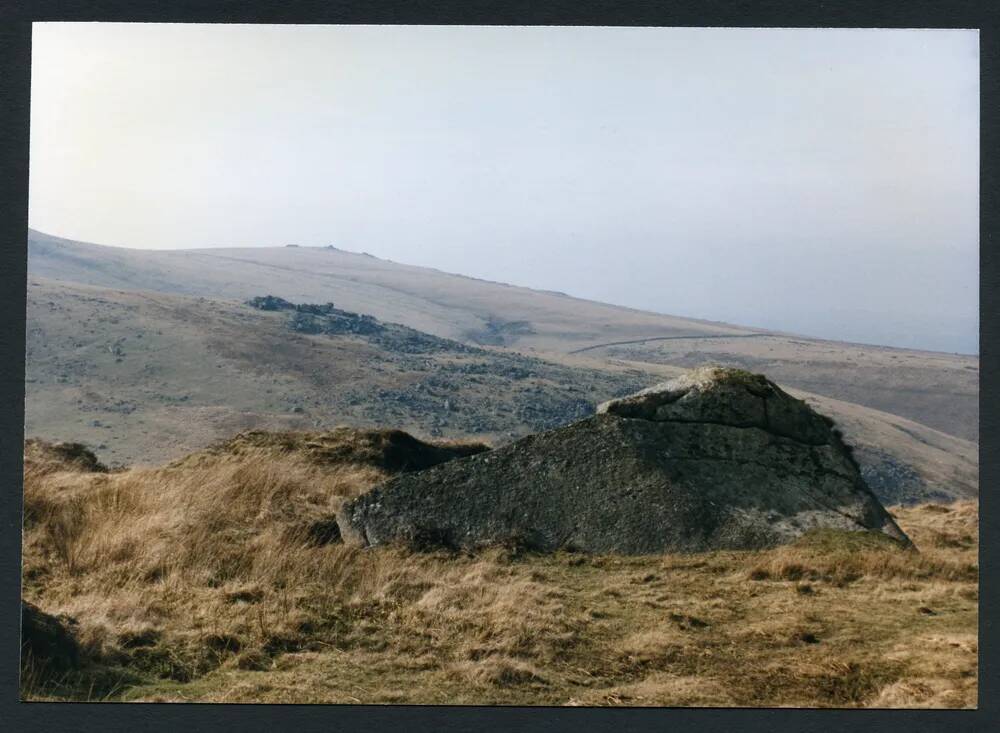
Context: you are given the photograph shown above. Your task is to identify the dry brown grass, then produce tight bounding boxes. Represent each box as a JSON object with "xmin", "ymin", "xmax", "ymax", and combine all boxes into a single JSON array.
[{"xmin": 21, "ymin": 435, "xmax": 978, "ymax": 707}]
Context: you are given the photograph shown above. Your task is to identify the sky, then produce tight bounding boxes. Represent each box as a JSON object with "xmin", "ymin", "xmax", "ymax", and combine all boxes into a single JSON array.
[{"xmin": 29, "ymin": 24, "xmax": 979, "ymax": 354}]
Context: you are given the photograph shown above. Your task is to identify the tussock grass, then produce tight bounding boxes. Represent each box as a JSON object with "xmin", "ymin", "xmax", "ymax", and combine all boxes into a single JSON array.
[
  {"xmin": 21, "ymin": 436, "xmax": 977, "ymax": 707},
  {"xmin": 745, "ymin": 527, "xmax": 977, "ymax": 586}
]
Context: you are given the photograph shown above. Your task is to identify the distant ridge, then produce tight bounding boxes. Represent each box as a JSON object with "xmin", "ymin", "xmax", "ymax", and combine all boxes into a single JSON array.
[{"xmin": 26, "ymin": 228, "xmax": 979, "ymax": 443}]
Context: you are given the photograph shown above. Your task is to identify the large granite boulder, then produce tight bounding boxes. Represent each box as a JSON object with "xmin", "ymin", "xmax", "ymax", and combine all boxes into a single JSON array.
[{"xmin": 338, "ymin": 367, "xmax": 910, "ymax": 554}]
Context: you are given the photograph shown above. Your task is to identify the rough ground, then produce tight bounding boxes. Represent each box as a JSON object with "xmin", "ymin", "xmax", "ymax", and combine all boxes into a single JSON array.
[
  {"xmin": 28, "ymin": 228, "xmax": 978, "ymax": 442},
  {"xmin": 21, "ymin": 435, "xmax": 978, "ymax": 707},
  {"xmin": 21, "ymin": 231, "xmax": 979, "ymax": 708},
  {"xmin": 24, "ymin": 279, "xmax": 977, "ymax": 505},
  {"xmin": 342, "ymin": 368, "xmax": 908, "ymax": 554},
  {"xmin": 24, "ymin": 278, "xmax": 647, "ymax": 465}
]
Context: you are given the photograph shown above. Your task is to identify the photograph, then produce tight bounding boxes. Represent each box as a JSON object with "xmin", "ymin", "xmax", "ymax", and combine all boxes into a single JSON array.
[{"xmin": 20, "ymin": 22, "xmax": 979, "ymax": 707}]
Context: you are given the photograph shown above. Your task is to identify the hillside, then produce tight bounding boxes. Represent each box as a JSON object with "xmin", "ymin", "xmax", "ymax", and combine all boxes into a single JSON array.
[
  {"xmin": 25, "ymin": 278, "xmax": 647, "ymax": 465},
  {"xmin": 27, "ymin": 229, "xmax": 978, "ymax": 442},
  {"xmin": 27, "ymin": 229, "xmax": 748, "ymax": 349},
  {"xmin": 594, "ymin": 337, "xmax": 980, "ymax": 443},
  {"xmin": 24, "ymin": 278, "xmax": 977, "ymax": 505},
  {"xmin": 21, "ymin": 235, "xmax": 980, "ymax": 707},
  {"xmin": 21, "ymin": 435, "xmax": 978, "ymax": 707}
]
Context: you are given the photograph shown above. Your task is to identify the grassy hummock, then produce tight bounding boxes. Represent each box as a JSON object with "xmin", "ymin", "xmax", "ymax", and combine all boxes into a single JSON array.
[{"xmin": 21, "ymin": 435, "xmax": 977, "ymax": 707}]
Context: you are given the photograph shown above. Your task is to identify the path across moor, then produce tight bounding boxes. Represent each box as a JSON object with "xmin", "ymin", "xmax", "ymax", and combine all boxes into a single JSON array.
[{"xmin": 569, "ymin": 333, "xmax": 770, "ymax": 355}]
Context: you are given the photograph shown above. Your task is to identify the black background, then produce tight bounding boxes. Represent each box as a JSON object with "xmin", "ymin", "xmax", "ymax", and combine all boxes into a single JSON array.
[{"xmin": 0, "ymin": 2, "xmax": 996, "ymax": 731}]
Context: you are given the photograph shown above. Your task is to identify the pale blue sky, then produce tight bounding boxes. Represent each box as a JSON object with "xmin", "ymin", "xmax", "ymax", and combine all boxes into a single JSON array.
[{"xmin": 30, "ymin": 24, "xmax": 979, "ymax": 353}]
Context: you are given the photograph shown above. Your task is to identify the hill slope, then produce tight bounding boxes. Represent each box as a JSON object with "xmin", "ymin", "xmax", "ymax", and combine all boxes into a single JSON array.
[
  {"xmin": 27, "ymin": 229, "xmax": 978, "ymax": 442},
  {"xmin": 27, "ymin": 229, "xmax": 748, "ymax": 349},
  {"xmin": 21, "ymin": 435, "xmax": 978, "ymax": 706},
  {"xmin": 25, "ymin": 278, "xmax": 649, "ymax": 465},
  {"xmin": 24, "ymin": 278, "xmax": 977, "ymax": 504}
]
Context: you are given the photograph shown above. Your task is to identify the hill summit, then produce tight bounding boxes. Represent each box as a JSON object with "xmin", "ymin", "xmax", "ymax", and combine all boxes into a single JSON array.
[{"xmin": 339, "ymin": 367, "xmax": 911, "ymax": 553}]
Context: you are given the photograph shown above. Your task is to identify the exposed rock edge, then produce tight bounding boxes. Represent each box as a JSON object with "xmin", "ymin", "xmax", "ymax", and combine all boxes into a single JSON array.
[{"xmin": 339, "ymin": 367, "xmax": 911, "ymax": 554}]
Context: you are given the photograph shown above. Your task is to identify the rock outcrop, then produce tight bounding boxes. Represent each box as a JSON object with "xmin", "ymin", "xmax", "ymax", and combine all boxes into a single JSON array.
[
  {"xmin": 338, "ymin": 367, "xmax": 910, "ymax": 554},
  {"xmin": 247, "ymin": 294, "xmax": 474, "ymax": 353}
]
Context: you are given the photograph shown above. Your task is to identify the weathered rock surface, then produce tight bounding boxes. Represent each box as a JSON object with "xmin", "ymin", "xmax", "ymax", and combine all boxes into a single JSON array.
[{"xmin": 339, "ymin": 367, "xmax": 910, "ymax": 554}]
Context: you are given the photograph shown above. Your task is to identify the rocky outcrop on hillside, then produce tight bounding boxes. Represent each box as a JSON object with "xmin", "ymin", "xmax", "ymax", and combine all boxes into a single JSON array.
[
  {"xmin": 248, "ymin": 295, "xmax": 384, "ymax": 336},
  {"xmin": 243, "ymin": 295, "xmax": 646, "ymax": 436},
  {"xmin": 338, "ymin": 367, "xmax": 911, "ymax": 554},
  {"xmin": 248, "ymin": 294, "xmax": 474, "ymax": 353}
]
